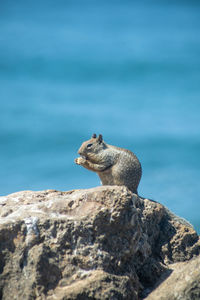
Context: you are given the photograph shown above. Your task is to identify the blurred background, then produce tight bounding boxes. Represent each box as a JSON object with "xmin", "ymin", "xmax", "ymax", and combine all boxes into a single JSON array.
[{"xmin": 0, "ymin": 0, "xmax": 200, "ymax": 232}]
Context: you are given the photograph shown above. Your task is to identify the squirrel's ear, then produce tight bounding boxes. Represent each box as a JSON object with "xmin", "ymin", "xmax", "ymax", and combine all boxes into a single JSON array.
[
  {"xmin": 92, "ymin": 133, "xmax": 97, "ymax": 138},
  {"xmin": 97, "ymin": 134, "xmax": 103, "ymax": 143}
]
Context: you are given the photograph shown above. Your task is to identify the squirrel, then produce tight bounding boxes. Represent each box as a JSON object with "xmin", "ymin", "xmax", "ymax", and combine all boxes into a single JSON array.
[{"xmin": 75, "ymin": 134, "xmax": 142, "ymax": 194}]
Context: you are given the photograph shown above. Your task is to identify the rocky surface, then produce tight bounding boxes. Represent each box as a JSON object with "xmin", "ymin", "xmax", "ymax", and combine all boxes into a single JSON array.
[
  {"xmin": 146, "ymin": 255, "xmax": 200, "ymax": 300},
  {"xmin": 0, "ymin": 186, "xmax": 200, "ymax": 300}
]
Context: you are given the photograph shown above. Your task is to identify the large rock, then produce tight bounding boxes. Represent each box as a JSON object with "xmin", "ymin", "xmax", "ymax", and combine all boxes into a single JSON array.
[{"xmin": 0, "ymin": 186, "xmax": 199, "ymax": 299}]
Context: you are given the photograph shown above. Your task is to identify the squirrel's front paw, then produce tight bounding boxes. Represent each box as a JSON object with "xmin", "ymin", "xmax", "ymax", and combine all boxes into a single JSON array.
[{"xmin": 74, "ymin": 157, "xmax": 86, "ymax": 165}]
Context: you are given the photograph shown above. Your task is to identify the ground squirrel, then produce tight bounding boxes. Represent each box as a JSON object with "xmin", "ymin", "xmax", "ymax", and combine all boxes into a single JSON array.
[{"xmin": 75, "ymin": 134, "xmax": 142, "ymax": 194}]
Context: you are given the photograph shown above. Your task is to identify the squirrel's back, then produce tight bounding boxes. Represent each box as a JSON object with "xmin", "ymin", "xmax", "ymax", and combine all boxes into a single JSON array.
[{"xmin": 102, "ymin": 143, "xmax": 142, "ymax": 193}]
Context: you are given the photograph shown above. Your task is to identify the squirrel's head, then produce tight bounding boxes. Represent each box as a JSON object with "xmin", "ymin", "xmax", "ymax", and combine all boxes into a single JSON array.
[{"xmin": 78, "ymin": 134, "xmax": 106, "ymax": 161}]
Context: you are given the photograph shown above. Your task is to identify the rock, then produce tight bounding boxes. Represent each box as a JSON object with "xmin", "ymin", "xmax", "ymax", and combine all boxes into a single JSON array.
[
  {"xmin": 145, "ymin": 255, "xmax": 200, "ymax": 300},
  {"xmin": 0, "ymin": 186, "xmax": 199, "ymax": 300}
]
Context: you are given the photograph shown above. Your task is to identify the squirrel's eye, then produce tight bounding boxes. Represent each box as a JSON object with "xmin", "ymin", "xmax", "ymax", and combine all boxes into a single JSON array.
[{"xmin": 87, "ymin": 143, "xmax": 93, "ymax": 148}]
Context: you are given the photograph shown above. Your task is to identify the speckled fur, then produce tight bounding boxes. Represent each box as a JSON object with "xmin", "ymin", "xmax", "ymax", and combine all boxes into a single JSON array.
[{"xmin": 75, "ymin": 134, "xmax": 142, "ymax": 194}]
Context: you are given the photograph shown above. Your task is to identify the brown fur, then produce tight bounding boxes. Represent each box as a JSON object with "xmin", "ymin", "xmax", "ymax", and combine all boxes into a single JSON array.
[{"xmin": 75, "ymin": 134, "xmax": 142, "ymax": 194}]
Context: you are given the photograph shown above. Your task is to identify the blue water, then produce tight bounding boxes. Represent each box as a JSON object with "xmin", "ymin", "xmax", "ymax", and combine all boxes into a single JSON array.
[{"xmin": 0, "ymin": 0, "xmax": 200, "ymax": 232}]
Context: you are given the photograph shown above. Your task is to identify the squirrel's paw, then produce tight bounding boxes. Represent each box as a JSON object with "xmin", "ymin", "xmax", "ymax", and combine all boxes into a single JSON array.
[{"xmin": 75, "ymin": 157, "xmax": 86, "ymax": 165}]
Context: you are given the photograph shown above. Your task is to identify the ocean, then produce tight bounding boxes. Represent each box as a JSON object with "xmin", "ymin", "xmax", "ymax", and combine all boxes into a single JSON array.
[{"xmin": 0, "ymin": 0, "xmax": 200, "ymax": 232}]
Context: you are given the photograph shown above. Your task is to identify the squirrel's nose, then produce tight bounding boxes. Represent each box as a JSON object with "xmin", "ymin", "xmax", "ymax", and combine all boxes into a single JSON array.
[{"xmin": 78, "ymin": 149, "xmax": 82, "ymax": 155}]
